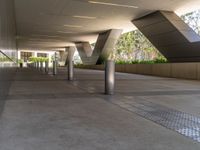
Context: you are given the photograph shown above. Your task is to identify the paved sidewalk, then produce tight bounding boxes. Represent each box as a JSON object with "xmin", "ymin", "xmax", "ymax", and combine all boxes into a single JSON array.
[{"xmin": 1, "ymin": 67, "xmax": 200, "ymax": 150}]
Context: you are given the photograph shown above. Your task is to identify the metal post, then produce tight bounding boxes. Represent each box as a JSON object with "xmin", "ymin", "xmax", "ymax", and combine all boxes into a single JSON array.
[
  {"xmin": 40, "ymin": 61, "xmax": 43, "ymax": 71},
  {"xmin": 68, "ymin": 60, "xmax": 74, "ymax": 81},
  {"xmin": 45, "ymin": 61, "xmax": 49, "ymax": 74},
  {"xmin": 37, "ymin": 62, "xmax": 39, "ymax": 70},
  {"xmin": 53, "ymin": 60, "xmax": 57, "ymax": 75},
  {"xmin": 105, "ymin": 60, "xmax": 115, "ymax": 95}
]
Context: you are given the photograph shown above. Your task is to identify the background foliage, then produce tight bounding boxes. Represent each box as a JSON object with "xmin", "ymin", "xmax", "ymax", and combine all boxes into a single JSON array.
[{"xmin": 29, "ymin": 57, "xmax": 49, "ymax": 63}]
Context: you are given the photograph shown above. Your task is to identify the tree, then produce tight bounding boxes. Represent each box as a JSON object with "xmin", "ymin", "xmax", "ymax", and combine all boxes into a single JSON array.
[
  {"xmin": 181, "ymin": 10, "xmax": 200, "ymax": 35},
  {"xmin": 113, "ymin": 30, "xmax": 164, "ymax": 62}
]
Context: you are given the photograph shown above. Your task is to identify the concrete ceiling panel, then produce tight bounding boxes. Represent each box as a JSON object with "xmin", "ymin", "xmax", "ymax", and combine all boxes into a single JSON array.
[{"xmin": 14, "ymin": 0, "xmax": 200, "ymax": 50}]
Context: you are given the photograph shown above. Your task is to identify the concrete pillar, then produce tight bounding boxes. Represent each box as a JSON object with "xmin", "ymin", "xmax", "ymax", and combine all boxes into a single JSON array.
[
  {"xmin": 105, "ymin": 60, "xmax": 115, "ymax": 95},
  {"xmin": 53, "ymin": 60, "xmax": 57, "ymax": 75},
  {"xmin": 52, "ymin": 52, "xmax": 59, "ymax": 75},
  {"xmin": 68, "ymin": 60, "xmax": 74, "ymax": 81},
  {"xmin": 45, "ymin": 61, "xmax": 49, "ymax": 73},
  {"xmin": 66, "ymin": 47, "xmax": 76, "ymax": 81}
]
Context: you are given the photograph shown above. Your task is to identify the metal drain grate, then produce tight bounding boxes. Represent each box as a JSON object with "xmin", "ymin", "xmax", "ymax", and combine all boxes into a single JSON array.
[{"xmin": 111, "ymin": 98, "xmax": 200, "ymax": 142}]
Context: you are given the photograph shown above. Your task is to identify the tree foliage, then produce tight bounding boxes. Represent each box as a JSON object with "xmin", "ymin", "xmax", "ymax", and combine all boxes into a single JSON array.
[
  {"xmin": 112, "ymin": 30, "xmax": 165, "ymax": 62},
  {"xmin": 181, "ymin": 10, "xmax": 200, "ymax": 35}
]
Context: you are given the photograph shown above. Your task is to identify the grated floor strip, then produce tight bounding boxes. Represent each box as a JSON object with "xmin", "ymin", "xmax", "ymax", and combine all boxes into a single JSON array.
[{"xmin": 111, "ymin": 98, "xmax": 200, "ymax": 142}]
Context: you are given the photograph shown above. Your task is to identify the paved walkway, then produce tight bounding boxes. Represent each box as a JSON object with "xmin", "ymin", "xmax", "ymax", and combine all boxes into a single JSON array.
[{"xmin": 1, "ymin": 67, "xmax": 200, "ymax": 150}]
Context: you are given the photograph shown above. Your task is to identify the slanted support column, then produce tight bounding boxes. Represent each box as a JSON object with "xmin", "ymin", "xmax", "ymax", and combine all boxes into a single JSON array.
[
  {"xmin": 75, "ymin": 42, "xmax": 95, "ymax": 65},
  {"xmin": 132, "ymin": 11, "xmax": 200, "ymax": 62},
  {"xmin": 59, "ymin": 51, "xmax": 68, "ymax": 66},
  {"xmin": 66, "ymin": 47, "xmax": 76, "ymax": 81},
  {"xmin": 105, "ymin": 60, "xmax": 115, "ymax": 95},
  {"xmin": 75, "ymin": 29, "xmax": 122, "ymax": 65}
]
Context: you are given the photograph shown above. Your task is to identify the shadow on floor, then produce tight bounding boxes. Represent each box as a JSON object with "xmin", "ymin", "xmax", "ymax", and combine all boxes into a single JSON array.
[{"xmin": 0, "ymin": 67, "xmax": 16, "ymax": 116}]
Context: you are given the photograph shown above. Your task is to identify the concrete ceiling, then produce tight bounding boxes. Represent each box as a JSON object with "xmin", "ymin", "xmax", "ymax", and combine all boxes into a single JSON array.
[{"xmin": 14, "ymin": 0, "xmax": 200, "ymax": 51}]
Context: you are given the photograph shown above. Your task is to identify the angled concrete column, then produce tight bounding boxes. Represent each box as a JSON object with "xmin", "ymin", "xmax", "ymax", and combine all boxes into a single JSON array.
[
  {"xmin": 65, "ymin": 47, "xmax": 76, "ymax": 81},
  {"xmin": 75, "ymin": 42, "xmax": 96, "ymax": 65},
  {"xmin": 132, "ymin": 11, "xmax": 200, "ymax": 62},
  {"xmin": 59, "ymin": 51, "xmax": 68, "ymax": 66},
  {"xmin": 105, "ymin": 60, "xmax": 115, "ymax": 95},
  {"xmin": 75, "ymin": 29, "xmax": 122, "ymax": 65}
]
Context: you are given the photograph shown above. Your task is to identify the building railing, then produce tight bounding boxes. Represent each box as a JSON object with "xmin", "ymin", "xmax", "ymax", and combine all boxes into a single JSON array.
[{"xmin": 0, "ymin": 50, "xmax": 17, "ymax": 67}]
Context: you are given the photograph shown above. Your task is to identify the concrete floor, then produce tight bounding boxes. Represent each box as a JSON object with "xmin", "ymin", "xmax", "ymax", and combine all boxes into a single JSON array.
[{"xmin": 1, "ymin": 67, "xmax": 200, "ymax": 150}]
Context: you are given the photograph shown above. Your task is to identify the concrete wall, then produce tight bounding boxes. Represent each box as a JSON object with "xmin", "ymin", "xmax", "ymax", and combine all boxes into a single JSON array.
[
  {"xmin": 0, "ymin": 0, "xmax": 17, "ymax": 61},
  {"xmin": 77, "ymin": 63, "xmax": 200, "ymax": 80}
]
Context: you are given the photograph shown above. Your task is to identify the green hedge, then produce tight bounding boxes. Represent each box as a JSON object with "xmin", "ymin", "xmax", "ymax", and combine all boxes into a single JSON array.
[
  {"xmin": 0, "ymin": 57, "xmax": 12, "ymax": 62},
  {"xmin": 29, "ymin": 57, "xmax": 49, "ymax": 63},
  {"xmin": 116, "ymin": 58, "xmax": 168, "ymax": 64}
]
